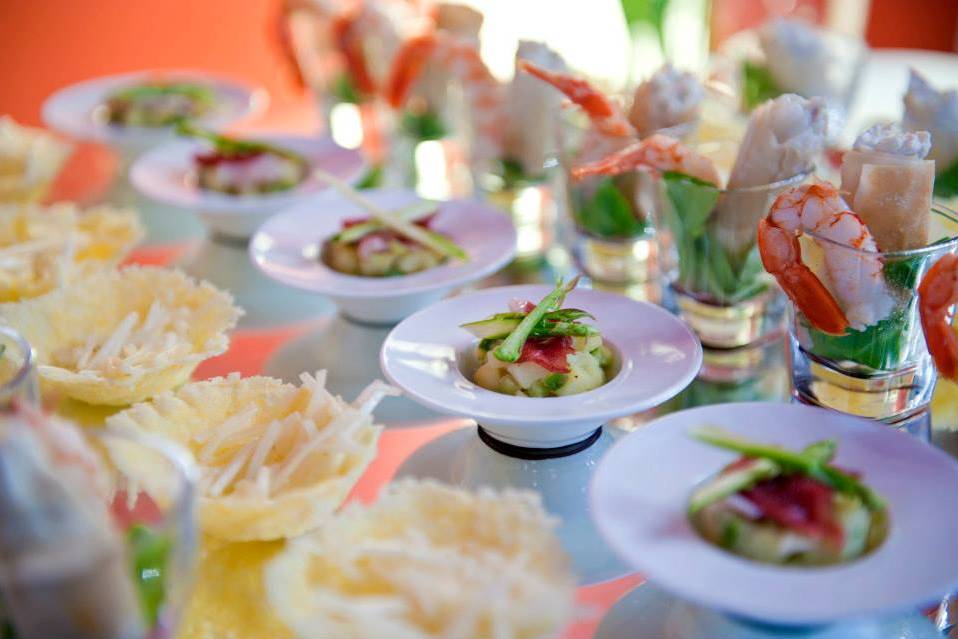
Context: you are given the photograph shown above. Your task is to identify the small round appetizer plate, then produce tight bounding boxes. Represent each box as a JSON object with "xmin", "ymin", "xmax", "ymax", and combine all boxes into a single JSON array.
[
  {"xmin": 380, "ymin": 285, "xmax": 703, "ymax": 449},
  {"xmin": 591, "ymin": 402, "xmax": 958, "ymax": 627},
  {"xmin": 42, "ymin": 70, "xmax": 265, "ymax": 151},
  {"xmin": 250, "ymin": 189, "xmax": 518, "ymax": 324},
  {"xmin": 130, "ymin": 135, "xmax": 365, "ymax": 239}
]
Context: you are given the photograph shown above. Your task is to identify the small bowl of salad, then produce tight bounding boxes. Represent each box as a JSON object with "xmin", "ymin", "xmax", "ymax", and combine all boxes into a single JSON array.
[
  {"xmin": 591, "ymin": 402, "xmax": 958, "ymax": 627},
  {"xmin": 380, "ymin": 280, "xmax": 702, "ymax": 449},
  {"xmin": 130, "ymin": 125, "xmax": 365, "ymax": 239},
  {"xmin": 251, "ymin": 186, "xmax": 517, "ymax": 324},
  {"xmin": 42, "ymin": 70, "xmax": 265, "ymax": 153}
]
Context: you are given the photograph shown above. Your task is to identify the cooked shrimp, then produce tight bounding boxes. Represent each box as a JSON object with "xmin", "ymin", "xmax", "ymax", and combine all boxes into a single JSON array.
[
  {"xmin": 518, "ymin": 61, "xmax": 636, "ymax": 139},
  {"xmin": 759, "ymin": 182, "xmax": 894, "ymax": 333},
  {"xmin": 386, "ymin": 31, "xmax": 505, "ymax": 161},
  {"xmin": 570, "ymin": 133, "xmax": 720, "ymax": 185},
  {"xmin": 919, "ymin": 253, "xmax": 958, "ymax": 380}
]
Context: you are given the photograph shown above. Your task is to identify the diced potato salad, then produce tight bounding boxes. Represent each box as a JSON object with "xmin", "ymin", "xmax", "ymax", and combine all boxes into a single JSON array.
[
  {"xmin": 688, "ymin": 429, "xmax": 887, "ymax": 566},
  {"xmin": 464, "ymin": 279, "xmax": 613, "ymax": 397}
]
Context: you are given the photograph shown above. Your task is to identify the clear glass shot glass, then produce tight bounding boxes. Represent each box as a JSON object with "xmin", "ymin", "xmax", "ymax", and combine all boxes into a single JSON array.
[
  {"xmin": 654, "ymin": 168, "xmax": 812, "ymax": 348},
  {"xmin": 0, "ymin": 423, "xmax": 198, "ymax": 639},
  {"xmin": 788, "ymin": 205, "xmax": 958, "ymax": 426},
  {"xmin": 0, "ymin": 326, "xmax": 38, "ymax": 410}
]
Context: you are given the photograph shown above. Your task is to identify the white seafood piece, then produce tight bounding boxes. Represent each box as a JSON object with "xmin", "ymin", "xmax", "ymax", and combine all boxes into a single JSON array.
[
  {"xmin": 903, "ymin": 69, "xmax": 958, "ymax": 170},
  {"xmin": 627, "ymin": 63, "xmax": 703, "ymax": 137},
  {"xmin": 0, "ymin": 409, "xmax": 143, "ymax": 639},
  {"xmin": 506, "ymin": 40, "xmax": 569, "ymax": 175},
  {"xmin": 434, "ymin": 2, "xmax": 483, "ymax": 44},
  {"xmin": 758, "ymin": 18, "xmax": 860, "ymax": 107},
  {"xmin": 840, "ymin": 123, "xmax": 935, "ymax": 251}
]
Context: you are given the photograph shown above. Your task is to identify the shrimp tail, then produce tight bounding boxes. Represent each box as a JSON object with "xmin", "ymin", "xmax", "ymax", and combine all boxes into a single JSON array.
[
  {"xmin": 758, "ymin": 219, "xmax": 850, "ymax": 335},
  {"xmin": 919, "ymin": 253, "xmax": 958, "ymax": 380},
  {"xmin": 518, "ymin": 61, "xmax": 635, "ymax": 138},
  {"xmin": 571, "ymin": 135, "xmax": 720, "ymax": 185},
  {"xmin": 385, "ymin": 32, "xmax": 438, "ymax": 108}
]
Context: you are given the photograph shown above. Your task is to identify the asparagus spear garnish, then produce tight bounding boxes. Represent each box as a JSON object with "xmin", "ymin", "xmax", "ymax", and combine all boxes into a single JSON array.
[
  {"xmin": 175, "ymin": 121, "xmax": 307, "ymax": 165},
  {"xmin": 332, "ymin": 200, "xmax": 438, "ymax": 244},
  {"xmin": 313, "ymin": 168, "xmax": 468, "ymax": 261},
  {"xmin": 693, "ymin": 427, "xmax": 886, "ymax": 510},
  {"xmin": 493, "ymin": 277, "xmax": 580, "ymax": 363}
]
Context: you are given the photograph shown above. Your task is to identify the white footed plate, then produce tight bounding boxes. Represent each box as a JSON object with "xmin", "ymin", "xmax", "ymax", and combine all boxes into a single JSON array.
[
  {"xmin": 131, "ymin": 135, "xmax": 365, "ymax": 238},
  {"xmin": 42, "ymin": 70, "xmax": 264, "ymax": 150},
  {"xmin": 380, "ymin": 285, "xmax": 702, "ymax": 448},
  {"xmin": 250, "ymin": 189, "xmax": 517, "ymax": 324},
  {"xmin": 591, "ymin": 402, "xmax": 958, "ymax": 626}
]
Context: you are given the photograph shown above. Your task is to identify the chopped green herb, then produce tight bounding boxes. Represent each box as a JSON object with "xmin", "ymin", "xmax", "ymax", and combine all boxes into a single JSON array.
[
  {"xmin": 719, "ymin": 520, "xmax": 741, "ymax": 549},
  {"xmin": 542, "ymin": 373, "xmax": 568, "ymax": 392},
  {"xmin": 742, "ymin": 61, "xmax": 783, "ymax": 111},
  {"xmin": 127, "ymin": 524, "xmax": 172, "ymax": 626},
  {"xmin": 934, "ymin": 160, "xmax": 958, "ymax": 199}
]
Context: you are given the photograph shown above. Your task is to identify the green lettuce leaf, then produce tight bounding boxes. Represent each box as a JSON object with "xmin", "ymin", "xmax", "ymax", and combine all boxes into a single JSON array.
[
  {"xmin": 807, "ymin": 305, "xmax": 912, "ymax": 371},
  {"xmin": 128, "ymin": 524, "xmax": 172, "ymax": 626},
  {"xmin": 575, "ymin": 176, "xmax": 647, "ymax": 238},
  {"xmin": 401, "ymin": 110, "xmax": 447, "ymax": 142},
  {"xmin": 934, "ymin": 160, "xmax": 958, "ymax": 199},
  {"xmin": 742, "ymin": 61, "xmax": 783, "ymax": 111}
]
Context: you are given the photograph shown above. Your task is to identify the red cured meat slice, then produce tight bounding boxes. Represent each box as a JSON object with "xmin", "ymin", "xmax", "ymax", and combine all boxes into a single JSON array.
[
  {"xmin": 194, "ymin": 149, "xmax": 265, "ymax": 167},
  {"xmin": 742, "ymin": 474, "xmax": 842, "ymax": 544},
  {"xmin": 517, "ymin": 336, "xmax": 574, "ymax": 373}
]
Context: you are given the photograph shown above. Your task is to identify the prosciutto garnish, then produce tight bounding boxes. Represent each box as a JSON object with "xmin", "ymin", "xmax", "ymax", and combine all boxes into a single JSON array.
[
  {"xmin": 742, "ymin": 474, "xmax": 842, "ymax": 544},
  {"xmin": 517, "ymin": 336, "xmax": 574, "ymax": 373}
]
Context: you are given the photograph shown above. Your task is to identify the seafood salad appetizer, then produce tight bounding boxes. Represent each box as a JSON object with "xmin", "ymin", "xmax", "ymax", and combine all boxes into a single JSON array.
[
  {"xmin": 463, "ymin": 278, "xmax": 613, "ymax": 397},
  {"xmin": 0, "ymin": 405, "xmax": 176, "ymax": 638},
  {"xmin": 758, "ymin": 123, "xmax": 958, "ymax": 375},
  {"xmin": 318, "ymin": 173, "xmax": 467, "ymax": 277},
  {"xmin": 903, "ymin": 69, "xmax": 958, "ymax": 198},
  {"xmin": 742, "ymin": 18, "xmax": 863, "ymax": 112},
  {"xmin": 103, "ymin": 81, "xmax": 215, "ymax": 127},
  {"xmin": 177, "ymin": 123, "xmax": 308, "ymax": 195},
  {"xmin": 689, "ymin": 428, "xmax": 887, "ymax": 566}
]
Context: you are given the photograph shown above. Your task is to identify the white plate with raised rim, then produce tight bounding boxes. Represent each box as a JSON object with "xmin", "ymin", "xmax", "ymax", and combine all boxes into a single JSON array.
[
  {"xmin": 591, "ymin": 402, "xmax": 958, "ymax": 626},
  {"xmin": 250, "ymin": 189, "xmax": 517, "ymax": 324},
  {"xmin": 380, "ymin": 284, "xmax": 703, "ymax": 448},
  {"xmin": 42, "ymin": 70, "xmax": 265, "ymax": 151},
  {"xmin": 130, "ymin": 135, "xmax": 365, "ymax": 238}
]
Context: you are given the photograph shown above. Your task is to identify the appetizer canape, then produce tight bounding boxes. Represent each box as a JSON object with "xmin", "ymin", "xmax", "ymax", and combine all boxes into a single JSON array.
[
  {"xmin": 266, "ymin": 479, "xmax": 575, "ymax": 639},
  {"xmin": 903, "ymin": 69, "xmax": 958, "ymax": 199},
  {"xmin": 463, "ymin": 278, "xmax": 613, "ymax": 397},
  {"xmin": 104, "ymin": 81, "xmax": 215, "ymax": 127},
  {"xmin": 0, "ymin": 117, "xmax": 71, "ymax": 204},
  {"xmin": 176, "ymin": 122, "xmax": 309, "ymax": 196},
  {"xmin": 0, "ymin": 202, "xmax": 143, "ymax": 302},
  {"xmin": 0, "ymin": 405, "xmax": 181, "ymax": 638},
  {"xmin": 316, "ymin": 169, "xmax": 468, "ymax": 276},
  {"xmin": 107, "ymin": 372, "xmax": 396, "ymax": 541},
  {"xmin": 689, "ymin": 428, "xmax": 887, "ymax": 566},
  {"xmin": 0, "ymin": 266, "xmax": 241, "ymax": 405}
]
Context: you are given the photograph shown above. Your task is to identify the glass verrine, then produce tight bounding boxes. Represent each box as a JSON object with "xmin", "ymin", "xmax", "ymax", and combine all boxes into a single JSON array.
[
  {"xmin": 655, "ymin": 168, "xmax": 813, "ymax": 348},
  {"xmin": 788, "ymin": 205, "xmax": 958, "ymax": 424},
  {"xmin": 0, "ymin": 327, "xmax": 38, "ymax": 410},
  {"xmin": 0, "ymin": 424, "xmax": 197, "ymax": 639}
]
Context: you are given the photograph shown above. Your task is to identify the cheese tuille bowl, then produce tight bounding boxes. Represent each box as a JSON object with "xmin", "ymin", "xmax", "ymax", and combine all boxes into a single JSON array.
[
  {"xmin": 265, "ymin": 478, "xmax": 576, "ymax": 639},
  {"xmin": 0, "ymin": 116, "xmax": 72, "ymax": 204},
  {"xmin": 107, "ymin": 372, "xmax": 396, "ymax": 541},
  {"xmin": 0, "ymin": 202, "xmax": 144, "ymax": 302},
  {"xmin": 0, "ymin": 265, "xmax": 240, "ymax": 405}
]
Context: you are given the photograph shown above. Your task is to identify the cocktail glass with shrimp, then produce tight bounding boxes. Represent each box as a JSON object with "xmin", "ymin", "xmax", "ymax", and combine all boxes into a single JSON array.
[{"xmin": 759, "ymin": 124, "xmax": 958, "ymax": 431}]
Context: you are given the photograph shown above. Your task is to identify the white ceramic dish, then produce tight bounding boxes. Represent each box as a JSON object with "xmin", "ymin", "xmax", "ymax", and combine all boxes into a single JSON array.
[
  {"xmin": 591, "ymin": 402, "xmax": 958, "ymax": 626},
  {"xmin": 42, "ymin": 70, "xmax": 265, "ymax": 152},
  {"xmin": 250, "ymin": 189, "xmax": 517, "ymax": 324},
  {"xmin": 380, "ymin": 285, "xmax": 703, "ymax": 448},
  {"xmin": 130, "ymin": 135, "xmax": 365, "ymax": 239}
]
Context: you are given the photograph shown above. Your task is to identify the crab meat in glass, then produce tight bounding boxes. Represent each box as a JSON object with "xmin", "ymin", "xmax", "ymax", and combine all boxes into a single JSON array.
[
  {"xmin": 463, "ymin": 279, "xmax": 613, "ymax": 397},
  {"xmin": 689, "ymin": 428, "xmax": 887, "ymax": 566},
  {"xmin": 104, "ymin": 82, "xmax": 215, "ymax": 127}
]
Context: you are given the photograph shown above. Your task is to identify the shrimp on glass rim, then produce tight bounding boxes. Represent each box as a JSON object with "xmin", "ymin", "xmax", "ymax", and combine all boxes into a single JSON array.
[
  {"xmin": 570, "ymin": 133, "xmax": 720, "ymax": 186},
  {"xmin": 919, "ymin": 254, "xmax": 958, "ymax": 380},
  {"xmin": 758, "ymin": 182, "xmax": 895, "ymax": 335}
]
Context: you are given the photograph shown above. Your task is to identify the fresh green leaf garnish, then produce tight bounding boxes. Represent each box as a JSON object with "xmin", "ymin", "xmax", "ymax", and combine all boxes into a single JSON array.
[
  {"xmin": 575, "ymin": 176, "xmax": 647, "ymax": 238},
  {"xmin": 934, "ymin": 160, "xmax": 958, "ymax": 199},
  {"xmin": 693, "ymin": 427, "xmax": 886, "ymax": 511},
  {"xmin": 807, "ymin": 304, "xmax": 912, "ymax": 371},
  {"xmin": 493, "ymin": 277, "xmax": 579, "ymax": 363},
  {"xmin": 127, "ymin": 524, "xmax": 172, "ymax": 626},
  {"xmin": 401, "ymin": 109, "xmax": 447, "ymax": 141},
  {"xmin": 742, "ymin": 61, "xmax": 783, "ymax": 111}
]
